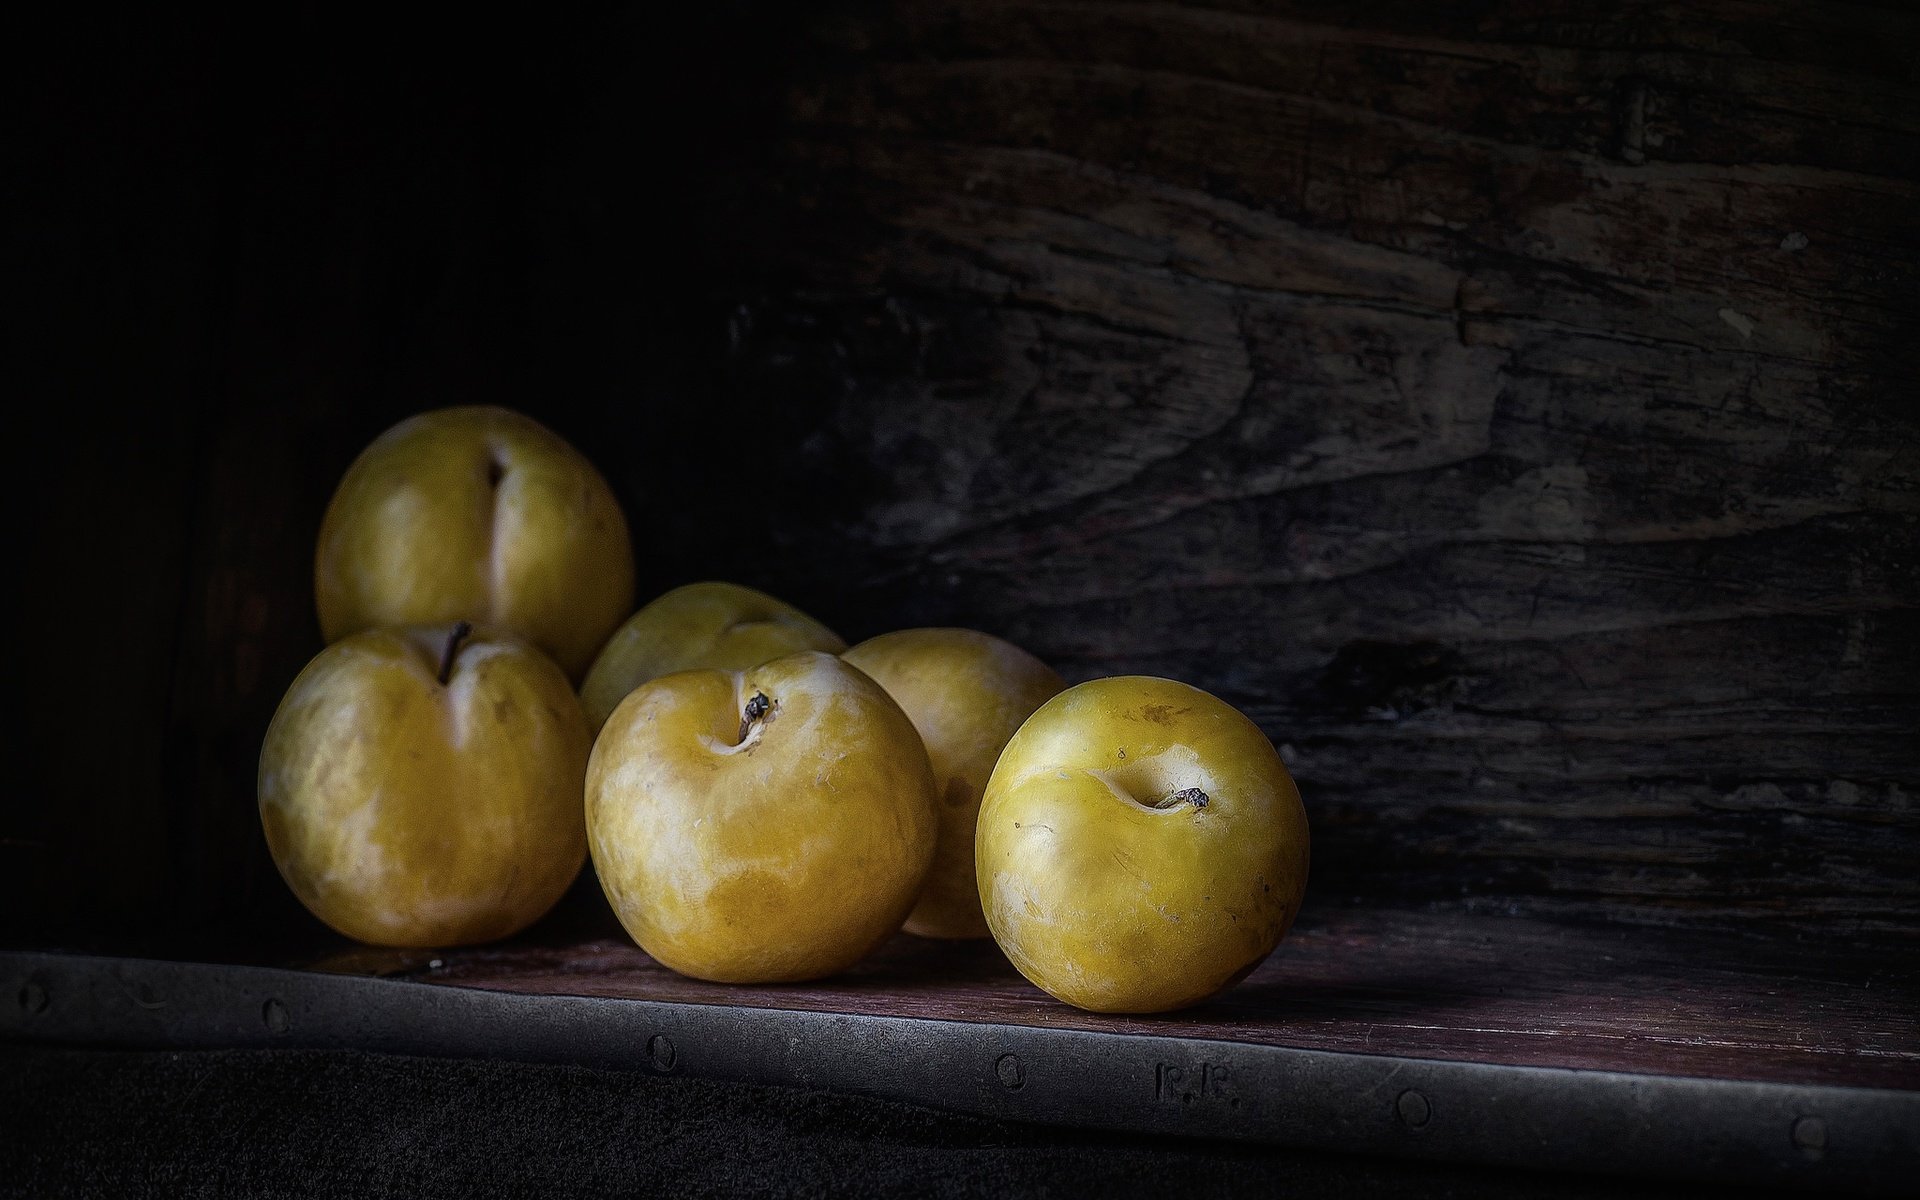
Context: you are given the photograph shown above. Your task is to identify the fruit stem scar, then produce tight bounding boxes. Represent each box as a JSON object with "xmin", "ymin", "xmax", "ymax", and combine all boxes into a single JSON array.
[
  {"xmin": 738, "ymin": 691, "xmax": 772, "ymax": 744},
  {"xmin": 438, "ymin": 621, "xmax": 473, "ymax": 686},
  {"xmin": 1158, "ymin": 787, "xmax": 1210, "ymax": 810}
]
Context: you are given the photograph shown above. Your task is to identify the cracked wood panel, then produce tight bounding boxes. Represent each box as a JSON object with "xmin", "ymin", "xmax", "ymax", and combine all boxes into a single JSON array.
[{"xmin": 700, "ymin": 1, "xmax": 1920, "ymax": 934}]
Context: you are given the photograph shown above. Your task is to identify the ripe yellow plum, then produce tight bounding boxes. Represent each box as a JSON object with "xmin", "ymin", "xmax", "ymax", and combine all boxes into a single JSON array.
[
  {"xmin": 977, "ymin": 676, "xmax": 1309, "ymax": 1013},
  {"xmin": 316, "ymin": 406, "xmax": 634, "ymax": 680},
  {"xmin": 580, "ymin": 582, "xmax": 843, "ymax": 731},
  {"xmin": 259, "ymin": 624, "xmax": 592, "ymax": 947},
  {"xmin": 587, "ymin": 650, "xmax": 936, "ymax": 983},
  {"xmin": 842, "ymin": 628, "xmax": 1064, "ymax": 939}
]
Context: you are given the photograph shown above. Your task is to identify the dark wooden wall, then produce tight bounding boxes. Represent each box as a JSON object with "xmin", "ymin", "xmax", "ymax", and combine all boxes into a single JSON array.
[{"xmin": 12, "ymin": 2, "xmax": 1917, "ymax": 947}]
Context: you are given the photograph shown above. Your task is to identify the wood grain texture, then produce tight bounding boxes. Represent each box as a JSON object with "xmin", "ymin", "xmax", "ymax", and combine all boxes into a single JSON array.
[
  {"xmin": 304, "ymin": 903, "xmax": 1920, "ymax": 1091},
  {"xmin": 692, "ymin": 0, "xmax": 1920, "ymax": 935}
]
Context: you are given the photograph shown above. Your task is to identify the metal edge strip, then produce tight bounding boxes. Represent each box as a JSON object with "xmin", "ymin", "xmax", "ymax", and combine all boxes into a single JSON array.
[{"xmin": 3, "ymin": 950, "xmax": 1914, "ymax": 1193}]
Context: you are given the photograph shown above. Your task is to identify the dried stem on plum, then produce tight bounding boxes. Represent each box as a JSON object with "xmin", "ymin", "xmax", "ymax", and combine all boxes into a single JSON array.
[
  {"xmin": 1158, "ymin": 787, "xmax": 1210, "ymax": 810},
  {"xmin": 739, "ymin": 691, "xmax": 772, "ymax": 744}
]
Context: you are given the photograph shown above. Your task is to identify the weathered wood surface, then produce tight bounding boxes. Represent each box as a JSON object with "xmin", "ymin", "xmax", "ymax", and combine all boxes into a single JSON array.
[
  {"xmin": 695, "ymin": 0, "xmax": 1920, "ymax": 934},
  {"xmin": 10, "ymin": 4, "xmax": 1918, "ymax": 945},
  {"xmin": 303, "ymin": 903, "xmax": 1920, "ymax": 1090}
]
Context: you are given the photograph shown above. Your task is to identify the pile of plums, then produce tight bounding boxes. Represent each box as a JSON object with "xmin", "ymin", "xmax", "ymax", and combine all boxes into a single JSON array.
[{"xmin": 260, "ymin": 407, "xmax": 1308, "ymax": 1013}]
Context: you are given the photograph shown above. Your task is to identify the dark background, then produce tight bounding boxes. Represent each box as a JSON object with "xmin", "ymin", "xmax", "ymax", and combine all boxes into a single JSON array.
[
  {"xmin": 11, "ymin": 2, "xmax": 1919, "ymax": 951},
  {"xmin": 8, "ymin": 5, "xmax": 1917, "ymax": 1196}
]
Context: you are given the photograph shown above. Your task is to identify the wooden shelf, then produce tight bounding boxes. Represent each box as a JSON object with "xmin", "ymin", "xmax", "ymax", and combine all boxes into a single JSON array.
[
  {"xmin": 306, "ymin": 904, "xmax": 1919, "ymax": 1092},
  {"xmin": 9, "ymin": 903, "xmax": 1915, "ymax": 1192}
]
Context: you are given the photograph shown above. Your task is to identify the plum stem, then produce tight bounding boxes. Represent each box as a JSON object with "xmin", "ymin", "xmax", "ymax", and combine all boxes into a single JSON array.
[
  {"xmin": 438, "ymin": 621, "xmax": 473, "ymax": 686},
  {"xmin": 738, "ymin": 691, "xmax": 772, "ymax": 744},
  {"xmin": 1159, "ymin": 787, "xmax": 1210, "ymax": 810}
]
